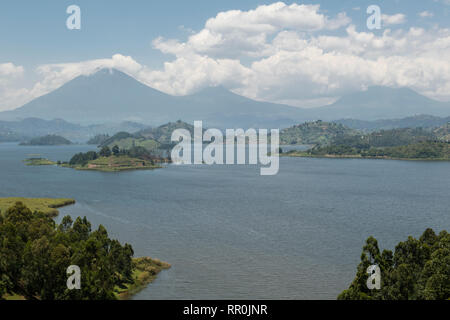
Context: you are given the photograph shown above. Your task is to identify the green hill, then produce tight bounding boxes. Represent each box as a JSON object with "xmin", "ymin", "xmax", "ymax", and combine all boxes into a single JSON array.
[
  {"xmin": 97, "ymin": 121, "xmax": 196, "ymax": 154},
  {"xmin": 137, "ymin": 120, "xmax": 196, "ymax": 145},
  {"xmin": 434, "ymin": 123, "xmax": 450, "ymax": 142},
  {"xmin": 20, "ymin": 134, "xmax": 72, "ymax": 146},
  {"xmin": 100, "ymin": 133, "xmax": 161, "ymax": 152},
  {"xmin": 280, "ymin": 121, "xmax": 355, "ymax": 145},
  {"xmin": 332, "ymin": 127, "xmax": 436, "ymax": 149}
]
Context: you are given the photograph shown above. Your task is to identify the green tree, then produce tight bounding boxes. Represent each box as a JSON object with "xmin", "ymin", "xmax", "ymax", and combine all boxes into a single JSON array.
[
  {"xmin": 99, "ymin": 146, "xmax": 111, "ymax": 157},
  {"xmin": 112, "ymin": 145, "xmax": 120, "ymax": 156},
  {"xmin": 338, "ymin": 228, "xmax": 450, "ymax": 300},
  {"xmin": 0, "ymin": 202, "xmax": 135, "ymax": 300}
]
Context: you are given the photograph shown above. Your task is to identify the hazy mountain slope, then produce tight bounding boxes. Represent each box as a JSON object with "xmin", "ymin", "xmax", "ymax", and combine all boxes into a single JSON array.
[
  {"xmin": 0, "ymin": 117, "xmax": 146, "ymax": 143},
  {"xmin": 1, "ymin": 69, "xmax": 449, "ymax": 127},
  {"xmin": 307, "ymin": 87, "xmax": 450, "ymax": 120},
  {"xmin": 0, "ymin": 118, "xmax": 81, "ymax": 137},
  {"xmin": 0, "ymin": 69, "xmax": 306, "ymax": 128}
]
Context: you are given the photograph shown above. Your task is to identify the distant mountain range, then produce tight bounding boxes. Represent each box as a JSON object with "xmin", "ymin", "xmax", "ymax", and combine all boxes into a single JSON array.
[
  {"xmin": 0, "ymin": 117, "xmax": 146, "ymax": 143},
  {"xmin": 310, "ymin": 86, "xmax": 450, "ymax": 121},
  {"xmin": 0, "ymin": 68, "xmax": 449, "ymax": 128}
]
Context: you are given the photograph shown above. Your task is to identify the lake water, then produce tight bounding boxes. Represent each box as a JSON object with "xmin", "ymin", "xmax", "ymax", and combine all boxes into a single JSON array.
[{"xmin": 0, "ymin": 143, "xmax": 449, "ymax": 299}]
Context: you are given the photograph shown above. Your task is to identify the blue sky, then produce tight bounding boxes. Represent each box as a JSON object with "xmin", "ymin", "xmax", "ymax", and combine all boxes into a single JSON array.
[
  {"xmin": 1, "ymin": 0, "xmax": 448, "ymax": 69},
  {"xmin": 1, "ymin": 0, "xmax": 450, "ymax": 110}
]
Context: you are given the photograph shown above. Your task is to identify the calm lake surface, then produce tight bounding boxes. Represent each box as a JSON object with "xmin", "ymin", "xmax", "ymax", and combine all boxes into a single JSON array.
[{"xmin": 0, "ymin": 143, "xmax": 449, "ymax": 299}]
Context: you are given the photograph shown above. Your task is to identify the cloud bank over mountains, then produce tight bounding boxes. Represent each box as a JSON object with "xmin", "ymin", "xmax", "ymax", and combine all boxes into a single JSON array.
[{"xmin": 1, "ymin": 2, "xmax": 450, "ymax": 111}]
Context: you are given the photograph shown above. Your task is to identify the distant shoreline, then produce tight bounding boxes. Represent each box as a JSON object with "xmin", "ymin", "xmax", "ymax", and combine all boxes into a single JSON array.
[{"xmin": 282, "ymin": 152, "xmax": 450, "ymax": 162}]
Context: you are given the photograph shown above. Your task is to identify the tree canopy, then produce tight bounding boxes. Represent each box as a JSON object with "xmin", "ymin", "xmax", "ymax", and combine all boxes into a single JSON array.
[
  {"xmin": 338, "ymin": 228, "xmax": 450, "ymax": 300},
  {"xmin": 0, "ymin": 202, "xmax": 134, "ymax": 300}
]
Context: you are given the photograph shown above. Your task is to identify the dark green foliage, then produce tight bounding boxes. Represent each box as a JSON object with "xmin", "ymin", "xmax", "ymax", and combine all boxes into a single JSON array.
[
  {"xmin": 112, "ymin": 145, "xmax": 120, "ymax": 156},
  {"xmin": 69, "ymin": 151, "xmax": 98, "ymax": 166},
  {"xmin": 338, "ymin": 228, "xmax": 450, "ymax": 300},
  {"xmin": 99, "ymin": 146, "xmax": 111, "ymax": 157},
  {"xmin": 0, "ymin": 202, "xmax": 134, "ymax": 300}
]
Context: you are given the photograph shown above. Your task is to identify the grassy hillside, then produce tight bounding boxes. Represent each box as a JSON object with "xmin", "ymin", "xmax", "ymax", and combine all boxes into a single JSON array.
[
  {"xmin": 332, "ymin": 127, "xmax": 435, "ymax": 148},
  {"xmin": 97, "ymin": 121, "xmax": 196, "ymax": 155},
  {"xmin": 138, "ymin": 120, "xmax": 196, "ymax": 144},
  {"xmin": 0, "ymin": 198, "xmax": 75, "ymax": 217},
  {"xmin": 280, "ymin": 120, "xmax": 356, "ymax": 145},
  {"xmin": 434, "ymin": 123, "xmax": 450, "ymax": 142}
]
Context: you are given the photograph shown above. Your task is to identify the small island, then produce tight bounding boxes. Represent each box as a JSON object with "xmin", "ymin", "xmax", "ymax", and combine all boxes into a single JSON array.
[
  {"xmin": 20, "ymin": 134, "xmax": 72, "ymax": 146},
  {"xmin": 23, "ymin": 155, "xmax": 57, "ymax": 166},
  {"xmin": 63, "ymin": 146, "xmax": 170, "ymax": 172},
  {"xmin": 24, "ymin": 146, "xmax": 171, "ymax": 172}
]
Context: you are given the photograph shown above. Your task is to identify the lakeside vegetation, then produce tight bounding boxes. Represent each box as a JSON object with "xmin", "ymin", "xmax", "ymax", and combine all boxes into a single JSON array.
[
  {"xmin": 282, "ymin": 123, "xmax": 450, "ymax": 161},
  {"xmin": 19, "ymin": 134, "xmax": 72, "ymax": 146},
  {"xmin": 0, "ymin": 202, "xmax": 170, "ymax": 300},
  {"xmin": 285, "ymin": 141, "xmax": 450, "ymax": 161},
  {"xmin": 115, "ymin": 257, "xmax": 171, "ymax": 300},
  {"xmin": 338, "ymin": 228, "xmax": 449, "ymax": 300},
  {"xmin": 0, "ymin": 198, "xmax": 75, "ymax": 218}
]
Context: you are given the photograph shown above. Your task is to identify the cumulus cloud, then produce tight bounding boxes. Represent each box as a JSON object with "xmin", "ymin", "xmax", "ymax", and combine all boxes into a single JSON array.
[
  {"xmin": 381, "ymin": 14, "xmax": 407, "ymax": 26},
  {"xmin": 0, "ymin": 63, "xmax": 24, "ymax": 77},
  {"xmin": 419, "ymin": 11, "xmax": 434, "ymax": 18},
  {"xmin": 153, "ymin": 2, "xmax": 350, "ymax": 59},
  {"xmin": 0, "ymin": 63, "xmax": 29, "ymax": 110},
  {"xmin": 143, "ymin": 4, "xmax": 450, "ymax": 104}
]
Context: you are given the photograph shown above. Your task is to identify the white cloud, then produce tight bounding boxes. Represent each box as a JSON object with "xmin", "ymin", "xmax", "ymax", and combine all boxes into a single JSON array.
[
  {"xmin": 419, "ymin": 11, "xmax": 434, "ymax": 18},
  {"xmin": 0, "ymin": 63, "xmax": 24, "ymax": 77},
  {"xmin": 381, "ymin": 14, "xmax": 407, "ymax": 26},
  {"xmin": 2, "ymin": 2, "xmax": 450, "ymax": 111},
  {"xmin": 0, "ymin": 63, "xmax": 29, "ymax": 110}
]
